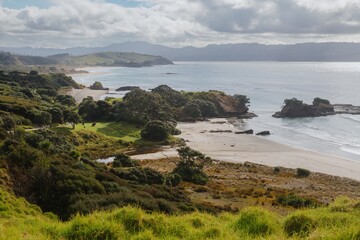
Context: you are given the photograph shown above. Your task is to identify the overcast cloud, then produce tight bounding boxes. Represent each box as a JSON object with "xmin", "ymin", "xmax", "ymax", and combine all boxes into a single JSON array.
[{"xmin": 1, "ymin": 0, "xmax": 360, "ymax": 47}]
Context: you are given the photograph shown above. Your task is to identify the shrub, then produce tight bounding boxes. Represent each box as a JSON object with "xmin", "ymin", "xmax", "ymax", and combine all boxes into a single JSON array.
[
  {"xmin": 156, "ymin": 198, "xmax": 178, "ymax": 213},
  {"xmin": 112, "ymin": 153, "xmax": 138, "ymax": 168},
  {"xmin": 173, "ymin": 147, "xmax": 211, "ymax": 185},
  {"xmin": 141, "ymin": 120, "xmax": 169, "ymax": 141},
  {"xmin": 296, "ymin": 168, "xmax": 311, "ymax": 177},
  {"xmin": 234, "ymin": 207, "xmax": 278, "ymax": 236},
  {"xmin": 277, "ymin": 194, "xmax": 318, "ymax": 208},
  {"xmin": 165, "ymin": 173, "xmax": 182, "ymax": 187},
  {"xmin": 283, "ymin": 214, "xmax": 316, "ymax": 237},
  {"xmin": 111, "ymin": 167, "xmax": 165, "ymax": 185}
]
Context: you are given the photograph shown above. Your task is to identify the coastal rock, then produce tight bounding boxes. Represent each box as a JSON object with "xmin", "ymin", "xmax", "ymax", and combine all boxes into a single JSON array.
[
  {"xmin": 209, "ymin": 130, "xmax": 233, "ymax": 133},
  {"xmin": 237, "ymin": 112, "xmax": 258, "ymax": 119},
  {"xmin": 89, "ymin": 81, "xmax": 109, "ymax": 90},
  {"xmin": 334, "ymin": 104, "xmax": 360, "ymax": 115},
  {"xmin": 256, "ymin": 131, "xmax": 270, "ymax": 136},
  {"xmin": 235, "ymin": 129, "xmax": 254, "ymax": 134},
  {"xmin": 273, "ymin": 98, "xmax": 335, "ymax": 118},
  {"xmin": 116, "ymin": 86, "xmax": 140, "ymax": 91}
]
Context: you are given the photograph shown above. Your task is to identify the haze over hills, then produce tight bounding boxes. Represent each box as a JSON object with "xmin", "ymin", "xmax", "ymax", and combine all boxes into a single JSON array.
[
  {"xmin": 0, "ymin": 51, "xmax": 173, "ymax": 68},
  {"xmin": 2, "ymin": 42, "xmax": 360, "ymax": 62}
]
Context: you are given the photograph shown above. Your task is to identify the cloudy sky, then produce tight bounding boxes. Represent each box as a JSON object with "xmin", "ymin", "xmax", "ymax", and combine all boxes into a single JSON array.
[{"xmin": 1, "ymin": 0, "xmax": 360, "ymax": 48}]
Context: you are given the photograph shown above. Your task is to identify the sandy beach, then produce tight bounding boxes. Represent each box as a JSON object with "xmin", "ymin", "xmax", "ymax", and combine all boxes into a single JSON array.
[
  {"xmin": 69, "ymin": 88, "xmax": 108, "ymax": 102},
  {"xmin": 134, "ymin": 118, "xmax": 360, "ymax": 181}
]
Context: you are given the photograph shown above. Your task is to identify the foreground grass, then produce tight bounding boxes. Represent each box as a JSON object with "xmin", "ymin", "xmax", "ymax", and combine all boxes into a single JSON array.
[{"xmin": 1, "ymin": 186, "xmax": 359, "ymax": 240}]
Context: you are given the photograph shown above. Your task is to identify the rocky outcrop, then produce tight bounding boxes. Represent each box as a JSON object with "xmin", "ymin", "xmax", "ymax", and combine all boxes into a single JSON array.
[
  {"xmin": 273, "ymin": 98, "xmax": 335, "ymax": 118},
  {"xmin": 256, "ymin": 131, "xmax": 270, "ymax": 136},
  {"xmin": 235, "ymin": 129, "xmax": 254, "ymax": 134},
  {"xmin": 334, "ymin": 104, "xmax": 360, "ymax": 115},
  {"xmin": 116, "ymin": 86, "xmax": 140, "ymax": 91}
]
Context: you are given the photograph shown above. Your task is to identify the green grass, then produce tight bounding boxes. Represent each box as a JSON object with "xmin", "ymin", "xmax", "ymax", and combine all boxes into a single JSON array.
[
  {"xmin": 57, "ymin": 122, "xmax": 142, "ymax": 142},
  {"xmin": 1, "ymin": 186, "xmax": 360, "ymax": 240}
]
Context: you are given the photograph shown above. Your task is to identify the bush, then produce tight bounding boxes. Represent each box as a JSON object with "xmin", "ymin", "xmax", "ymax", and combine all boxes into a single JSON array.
[
  {"xmin": 111, "ymin": 167, "xmax": 165, "ymax": 185},
  {"xmin": 173, "ymin": 147, "xmax": 211, "ymax": 185},
  {"xmin": 141, "ymin": 120, "xmax": 169, "ymax": 141},
  {"xmin": 165, "ymin": 173, "xmax": 182, "ymax": 187},
  {"xmin": 283, "ymin": 214, "xmax": 316, "ymax": 237},
  {"xmin": 277, "ymin": 194, "xmax": 318, "ymax": 208},
  {"xmin": 273, "ymin": 166, "xmax": 280, "ymax": 174},
  {"xmin": 296, "ymin": 168, "xmax": 311, "ymax": 177},
  {"xmin": 234, "ymin": 207, "xmax": 278, "ymax": 236},
  {"xmin": 112, "ymin": 153, "xmax": 138, "ymax": 168}
]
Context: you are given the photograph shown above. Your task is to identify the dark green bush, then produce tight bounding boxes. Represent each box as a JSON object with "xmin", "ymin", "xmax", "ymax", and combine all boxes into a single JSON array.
[
  {"xmin": 283, "ymin": 214, "xmax": 316, "ymax": 237},
  {"xmin": 273, "ymin": 167, "xmax": 280, "ymax": 174},
  {"xmin": 112, "ymin": 153, "xmax": 138, "ymax": 168},
  {"xmin": 141, "ymin": 120, "xmax": 169, "ymax": 141},
  {"xmin": 277, "ymin": 194, "xmax": 318, "ymax": 208},
  {"xmin": 165, "ymin": 173, "xmax": 182, "ymax": 187},
  {"xmin": 173, "ymin": 147, "xmax": 211, "ymax": 185},
  {"xmin": 296, "ymin": 168, "xmax": 311, "ymax": 177},
  {"xmin": 111, "ymin": 167, "xmax": 164, "ymax": 185}
]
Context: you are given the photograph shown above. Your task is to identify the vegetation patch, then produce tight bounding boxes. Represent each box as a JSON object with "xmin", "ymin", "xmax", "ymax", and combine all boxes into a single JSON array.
[{"xmin": 233, "ymin": 207, "xmax": 279, "ymax": 237}]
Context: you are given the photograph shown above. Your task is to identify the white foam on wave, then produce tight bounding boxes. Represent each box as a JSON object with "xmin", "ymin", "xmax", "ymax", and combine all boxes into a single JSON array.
[
  {"xmin": 338, "ymin": 114, "xmax": 360, "ymax": 123},
  {"xmin": 341, "ymin": 146, "xmax": 360, "ymax": 156}
]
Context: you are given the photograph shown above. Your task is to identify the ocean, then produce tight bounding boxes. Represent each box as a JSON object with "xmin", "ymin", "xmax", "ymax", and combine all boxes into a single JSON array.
[{"xmin": 72, "ymin": 62, "xmax": 360, "ymax": 162}]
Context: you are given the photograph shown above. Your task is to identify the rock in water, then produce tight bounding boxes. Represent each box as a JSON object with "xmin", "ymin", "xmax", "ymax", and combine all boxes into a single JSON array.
[
  {"xmin": 256, "ymin": 131, "xmax": 270, "ymax": 136},
  {"xmin": 273, "ymin": 97, "xmax": 335, "ymax": 118}
]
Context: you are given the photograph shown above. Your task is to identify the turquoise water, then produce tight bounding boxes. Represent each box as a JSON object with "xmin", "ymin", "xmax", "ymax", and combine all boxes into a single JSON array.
[{"xmin": 72, "ymin": 62, "xmax": 360, "ymax": 161}]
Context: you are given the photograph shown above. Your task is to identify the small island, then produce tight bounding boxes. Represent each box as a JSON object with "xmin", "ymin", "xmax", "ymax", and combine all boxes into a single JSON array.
[
  {"xmin": 274, "ymin": 97, "xmax": 360, "ymax": 118},
  {"xmin": 273, "ymin": 97, "xmax": 335, "ymax": 118}
]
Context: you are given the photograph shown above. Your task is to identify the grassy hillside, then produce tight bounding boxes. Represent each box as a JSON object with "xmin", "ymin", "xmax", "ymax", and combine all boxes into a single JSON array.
[
  {"xmin": 55, "ymin": 52, "xmax": 173, "ymax": 67},
  {"xmin": 0, "ymin": 51, "xmax": 173, "ymax": 69},
  {"xmin": 1, "ymin": 187, "xmax": 359, "ymax": 240}
]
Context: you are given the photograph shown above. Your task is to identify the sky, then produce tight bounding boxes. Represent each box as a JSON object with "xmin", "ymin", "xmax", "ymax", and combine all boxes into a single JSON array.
[{"xmin": 1, "ymin": 0, "xmax": 360, "ymax": 48}]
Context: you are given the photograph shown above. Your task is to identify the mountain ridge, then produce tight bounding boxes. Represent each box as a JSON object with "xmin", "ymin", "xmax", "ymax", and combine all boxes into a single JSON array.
[{"xmin": 2, "ymin": 42, "xmax": 360, "ymax": 61}]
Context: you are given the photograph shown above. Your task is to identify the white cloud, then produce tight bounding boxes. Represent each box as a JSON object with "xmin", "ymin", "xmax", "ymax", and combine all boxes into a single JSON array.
[{"xmin": 1, "ymin": 0, "xmax": 360, "ymax": 47}]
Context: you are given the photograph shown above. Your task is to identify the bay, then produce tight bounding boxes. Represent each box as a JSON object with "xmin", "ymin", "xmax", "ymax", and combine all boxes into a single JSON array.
[{"xmin": 72, "ymin": 62, "xmax": 360, "ymax": 161}]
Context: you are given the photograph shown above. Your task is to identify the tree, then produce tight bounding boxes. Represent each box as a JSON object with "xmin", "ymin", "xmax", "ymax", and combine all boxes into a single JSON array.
[
  {"xmin": 48, "ymin": 107, "xmax": 64, "ymax": 124},
  {"xmin": 115, "ymin": 89, "xmax": 173, "ymax": 124},
  {"xmin": 29, "ymin": 110, "xmax": 52, "ymax": 125},
  {"xmin": 64, "ymin": 110, "xmax": 80, "ymax": 129},
  {"xmin": 173, "ymin": 146, "xmax": 212, "ymax": 185},
  {"xmin": 56, "ymin": 95, "xmax": 76, "ymax": 106},
  {"xmin": 1, "ymin": 115, "xmax": 16, "ymax": 132},
  {"xmin": 141, "ymin": 120, "xmax": 169, "ymax": 141},
  {"xmin": 112, "ymin": 153, "xmax": 138, "ymax": 168}
]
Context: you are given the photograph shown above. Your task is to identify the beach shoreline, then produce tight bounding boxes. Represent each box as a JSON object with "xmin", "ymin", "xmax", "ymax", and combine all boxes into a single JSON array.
[
  {"xmin": 133, "ymin": 118, "xmax": 360, "ymax": 181},
  {"xmin": 69, "ymin": 88, "xmax": 108, "ymax": 102}
]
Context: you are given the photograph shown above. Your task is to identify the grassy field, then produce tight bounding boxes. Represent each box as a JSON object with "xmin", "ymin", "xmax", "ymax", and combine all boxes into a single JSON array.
[
  {"xmin": 1, "ymin": 186, "xmax": 359, "ymax": 240},
  {"xmin": 56, "ymin": 122, "xmax": 142, "ymax": 142},
  {"xmin": 74, "ymin": 122, "xmax": 142, "ymax": 142}
]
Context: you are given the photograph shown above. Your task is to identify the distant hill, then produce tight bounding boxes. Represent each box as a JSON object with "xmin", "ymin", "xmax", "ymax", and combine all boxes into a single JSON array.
[
  {"xmin": 0, "ymin": 51, "xmax": 173, "ymax": 68},
  {"xmin": 2, "ymin": 42, "xmax": 360, "ymax": 61}
]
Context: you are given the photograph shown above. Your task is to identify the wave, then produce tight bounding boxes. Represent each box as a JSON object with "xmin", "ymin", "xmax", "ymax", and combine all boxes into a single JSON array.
[
  {"xmin": 341, "ymin": 146, "xmax": 360, "ymax": 156},
  {"xmin": 338, "ymin": 114, "xmax": 360, "ymax": 123}
]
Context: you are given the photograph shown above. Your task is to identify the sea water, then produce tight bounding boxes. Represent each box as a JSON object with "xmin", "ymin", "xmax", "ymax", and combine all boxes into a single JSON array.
[{"xmin": 72, "ymin": 62, "xmax": 360, "ymax": 161}]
